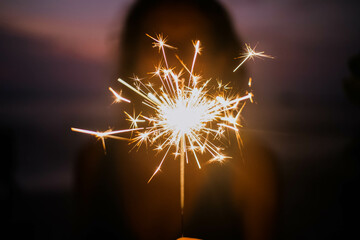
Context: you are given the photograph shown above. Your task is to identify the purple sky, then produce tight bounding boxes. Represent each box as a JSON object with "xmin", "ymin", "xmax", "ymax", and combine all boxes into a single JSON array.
[
  {"xmin": 1, "ymin": 0, "xmax": 359, "ymax": 95},
  {"xmin": 1, "ymin": 0, "xmax": 359, "ymax": 190}
]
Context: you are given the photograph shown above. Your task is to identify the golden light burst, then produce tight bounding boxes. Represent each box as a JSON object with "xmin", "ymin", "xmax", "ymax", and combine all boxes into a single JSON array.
[
  {"xmin": 70, "ymin": 37, "xmax": 271, "ymax": 167},
  {"xmin": 71, "ymin": 34, "xmax": 270, "ymax": 231}
]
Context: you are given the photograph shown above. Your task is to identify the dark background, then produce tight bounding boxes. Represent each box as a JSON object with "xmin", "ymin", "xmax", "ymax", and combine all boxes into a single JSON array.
[{"xmin": 1, "ymin": 0, "xmax": 360, "ymax": 239}]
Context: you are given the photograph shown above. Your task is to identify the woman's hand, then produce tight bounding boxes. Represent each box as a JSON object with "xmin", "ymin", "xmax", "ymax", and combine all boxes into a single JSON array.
[{"xmin": 177, "ymin": 238, "xmax": 202, "ymax": 240}]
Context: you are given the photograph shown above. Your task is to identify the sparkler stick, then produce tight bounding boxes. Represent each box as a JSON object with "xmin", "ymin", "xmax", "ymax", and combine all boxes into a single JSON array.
[
  {"xmin": 71, "ymin": 33, "xmax": 271, "ymax": 238},
  {"xmin": 180, "ymin": 135, "xmax": 185, "ymax": 237}
]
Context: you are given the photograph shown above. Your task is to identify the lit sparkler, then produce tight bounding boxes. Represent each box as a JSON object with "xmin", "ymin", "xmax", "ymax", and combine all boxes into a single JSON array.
[{"xmin": 71, "ymin": 34, "xmax": 270, "ymax": 236}]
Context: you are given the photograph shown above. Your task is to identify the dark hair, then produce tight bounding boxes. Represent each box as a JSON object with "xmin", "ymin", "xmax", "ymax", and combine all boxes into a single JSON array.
[{"xmin": 119, "ymin": 0, "xmax": 247, "ymax": 90}]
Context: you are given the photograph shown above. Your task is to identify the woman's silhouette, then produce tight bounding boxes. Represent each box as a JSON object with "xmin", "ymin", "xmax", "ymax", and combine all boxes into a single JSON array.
[{"xmin": 75, "ymin": 1, "xmax": 279, "ymax": 240}]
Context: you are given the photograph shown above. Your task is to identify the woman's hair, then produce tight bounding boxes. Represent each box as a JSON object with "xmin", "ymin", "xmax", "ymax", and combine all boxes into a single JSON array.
[{"xmin": 119, "ymin": 0, "xmax": 247, "ymax": 90}]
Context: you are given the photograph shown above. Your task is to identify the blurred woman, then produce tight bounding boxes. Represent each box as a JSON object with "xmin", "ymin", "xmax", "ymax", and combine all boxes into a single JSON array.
[{"xmin": 75, "ymin": 1, "xmax": 279, "ymax": 240}]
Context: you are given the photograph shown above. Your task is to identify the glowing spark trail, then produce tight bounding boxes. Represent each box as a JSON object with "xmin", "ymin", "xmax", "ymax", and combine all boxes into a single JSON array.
[
  {"xmin": 109, "ymin": 87, "xmax": 131, "ymax": 103},
  {"xmin": 233, "ymin": 43, "xmax": 273, "ymax": 72},
  {"xmin": 71, "ymin": 127, "xmax": 142, "ymax": 153},
  {"xmin": 71, "ymin": 34, "xmax": 270, "ymax": 237}
]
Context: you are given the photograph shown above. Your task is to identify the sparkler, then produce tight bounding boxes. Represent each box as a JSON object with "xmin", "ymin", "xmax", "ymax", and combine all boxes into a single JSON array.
[{"xmin": 71, "ymin": 34, "xmax": 270, "ymax": 237}]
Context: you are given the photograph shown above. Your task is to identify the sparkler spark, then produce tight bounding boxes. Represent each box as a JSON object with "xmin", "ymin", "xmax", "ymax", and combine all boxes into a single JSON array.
[
  {"xmin": 233, "ymin": 43, "xmax": 274, "ymax": 72},
  {"xmin": 109, "ymin": 87, "xmax": 131, "ymax": 103},
  {"xmin": 71, "ymin": 34, "xmax": 270, "ymax": 236},
  {"xmin": 71, "ymin": 127, "xmax": 142, "ymax": 153}
]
